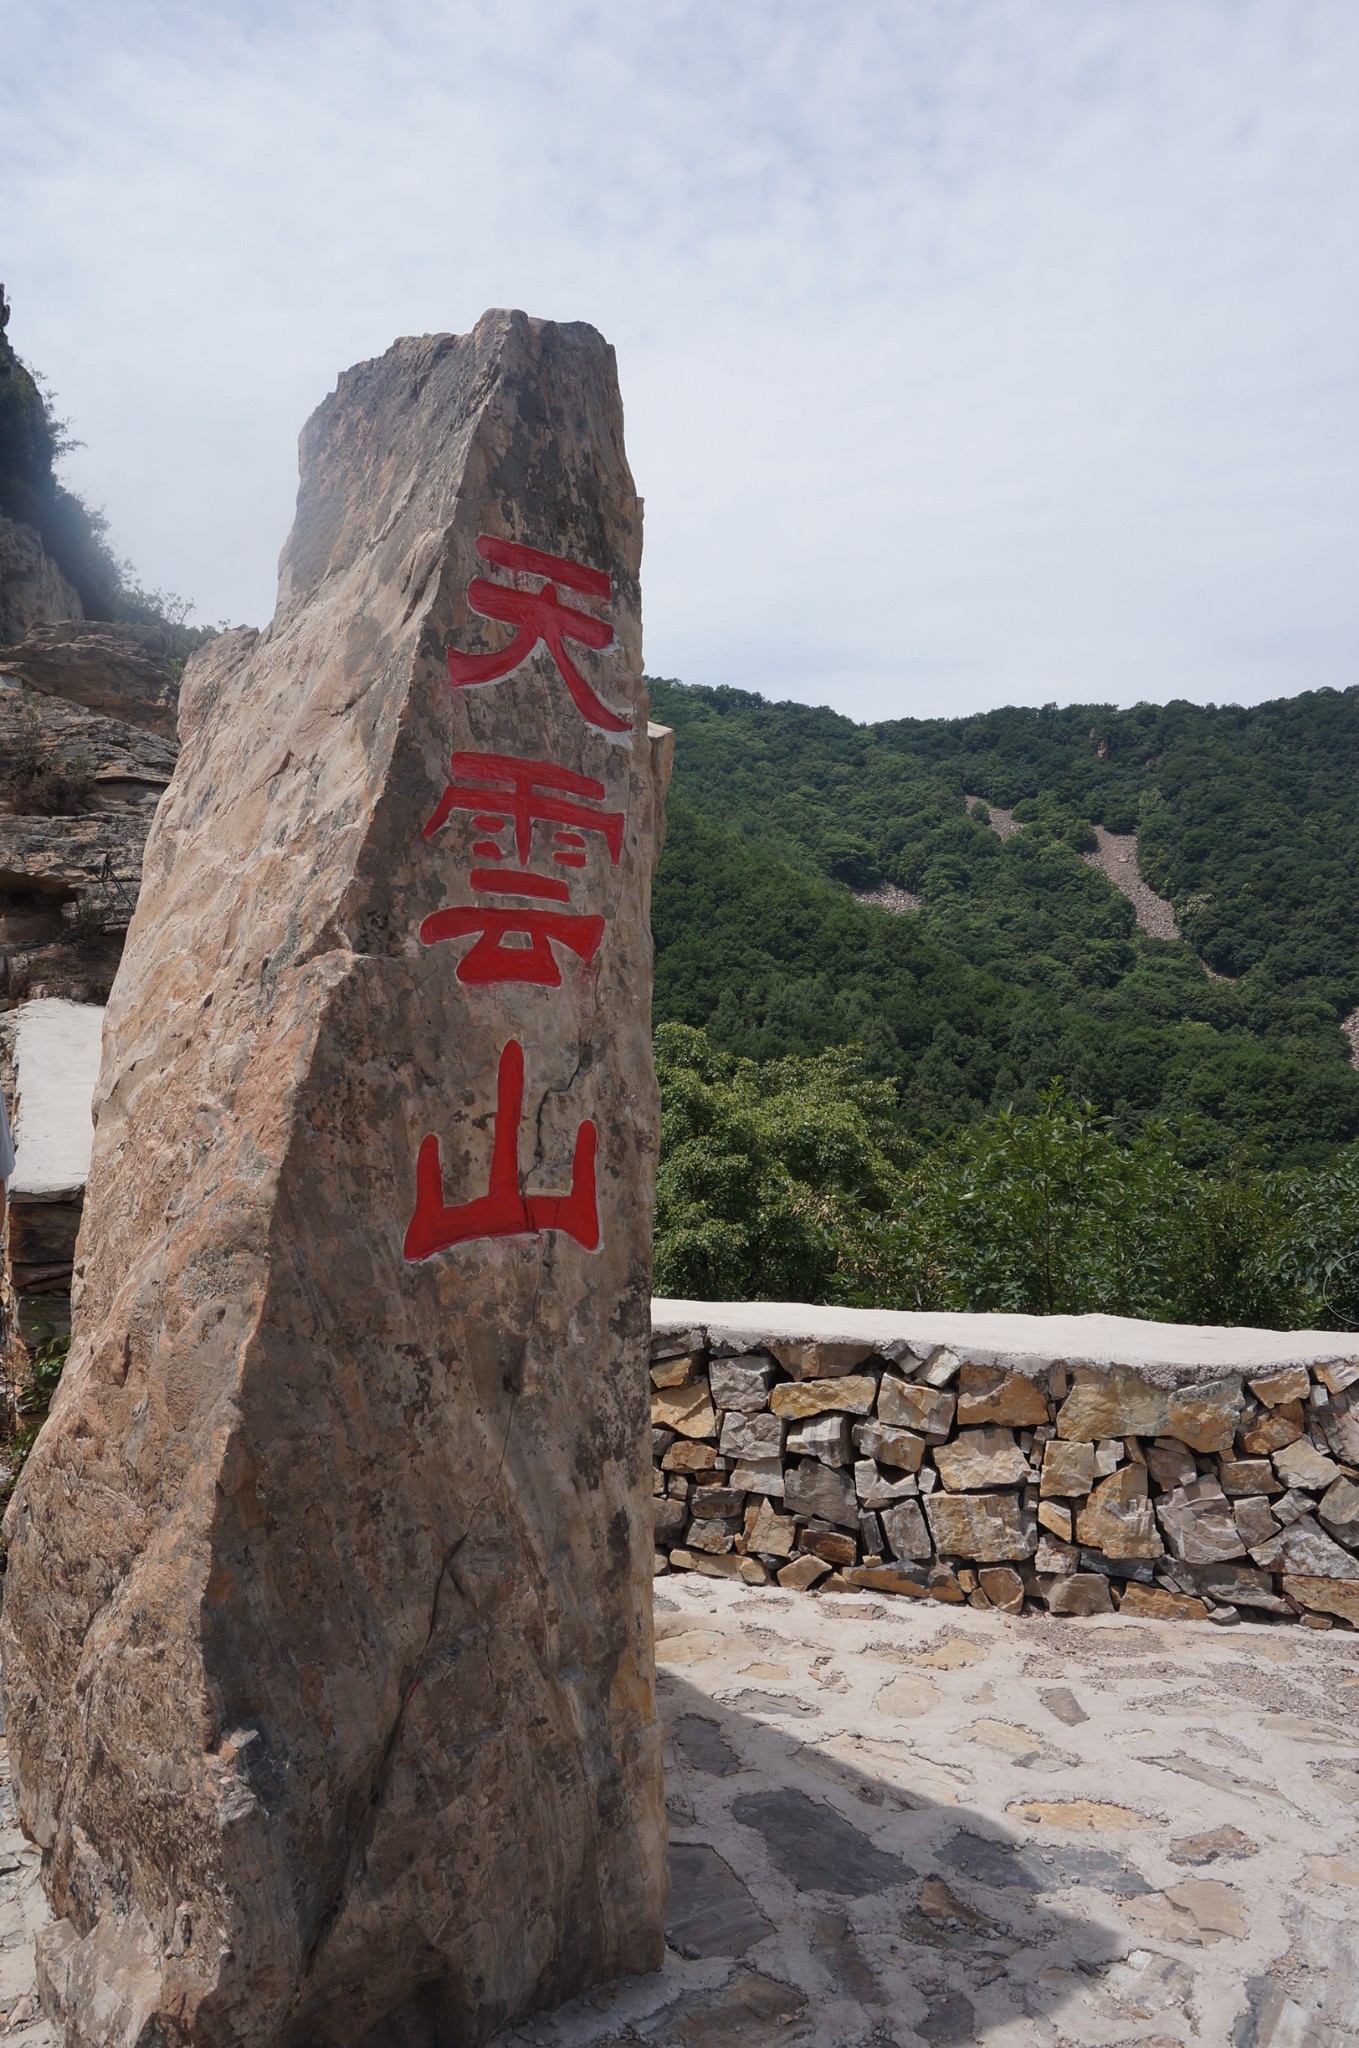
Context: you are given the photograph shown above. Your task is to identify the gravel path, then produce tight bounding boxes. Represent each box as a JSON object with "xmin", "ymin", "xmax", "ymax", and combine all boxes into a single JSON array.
[{"xmin": 2, "ymin": 1587, "xmax": 1355, "ymax": 2045}]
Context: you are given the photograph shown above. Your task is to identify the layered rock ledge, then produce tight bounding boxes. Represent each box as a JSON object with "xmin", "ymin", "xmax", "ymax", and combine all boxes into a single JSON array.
[{"xmin": 650, "ymin": 1301, "xmax": 1359, "ymax": 1628}]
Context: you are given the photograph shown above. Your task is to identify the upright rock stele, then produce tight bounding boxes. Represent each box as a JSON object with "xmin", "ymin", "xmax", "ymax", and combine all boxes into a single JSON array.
[{"xmin": 2, "ymin": 312, "xmax": 669, "ymax": 2048}]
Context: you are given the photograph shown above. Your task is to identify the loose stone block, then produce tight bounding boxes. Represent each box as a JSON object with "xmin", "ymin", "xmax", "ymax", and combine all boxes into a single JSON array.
[
  {"xmin": 1251, "ymin": 1516, "xmax": 1359, "ymax": 1579},
  {"xmin": 1045, "ymin": 1573, "xmax": 1115, "ymax": 1617},
  {"xmin": 1056, "ymin": 1368, "xmax": 1241, "ymax": 1453},
  {"xmin": 1093, "ymin": 1438, "xmax": 1123, "ymax": 1477},
  {"xmin": 978, "ymin": 1567, "xmax": 1025, "ymax": 1614},
  {"xmin": 2, "ymin": 314, "xmax": 667, "ymax": 2047},
  {"xmin": 877, "ymin": 1377, "xmax": 955, "ymax": 1438},
  {"xmin": 1232, "ymin": 1497, "xmax": 1279, "ymax": 1549},
  {"xmin": 651, "ymin": 1326, "xmax": 705, "ymax": 1361},
  {"xmin": 880, "ymin": 1500, "xmax": 932, "ymax": 1561},
  {"xmin": 1320, "ymin": 1390, "xmax": 1359, "ymax": 1463},
  {"xmin": 1118, "ymin": 1584, "xmax": 1210, "ymax": 1622},
  {"xmin": 694, "ymin": 1554, "xmax": 769, "ymax": 1585},
  {"xmin": 691, "ymin": 1485, "xmax": 745, "ymax": 1517},
  {"xmin": 777, "ymin": 1554, "xmax": 831, "ymax": 1591},
  {"xmin": 1157, "ymin": 1479, "xmax": 1247, "ymax": 1564},
  {"xmin": 652, "ymin": 1382, "xmax": 718, "ymax": 1439},
  {"xmin": 664, "ymin": 1440, "xmax": 722, "ymax": 1474},
  {"xmin": 956, "ymin": 1366, "xmax": 1051, "ymax": 1428},
  {"xmin": 653, "ymin": 1498, "xmax": 688, "ymax": 1543},
  {"xmin": 852, "ymin": 1420, "xmax": 925, "ymax": 1471},
  {"xmin": 708, "ymin": 1353, "xmax": 774, "ymax": 1412},
  {"xmin": 1041, "ymin": 1439, "xmax": 1097, "ymax": 1498},
  {"xmin": 686, "ymin": 1518, "xmax": 737, "ymax": 1555},
  {"xmin": 1248, "ymin": 1367, "xmax": 1311, "ymax": 1407},
  {"xmin": 854, "ymin": 1459, "xmax": 919, "ymax": 1507},
  {"xmin": 799, "ymin": 1527, "xmax": 857, "ymax": 1566},
  {"xmin": 1217, "ymin": 1458, "xmax": 1280, "ymax": 1496},
  {"xmin": 1180, "ymin": 1563, "xmax": 1292, "ymax": 1613},
  {"xmin": 784, "ymin": 1459, "xmax": 859, "ymax": 1529},
  {"xmin": 924, "ymin": 1491, "xmax": 1037, "ymax": 1563},
  {"xmin": 1146, "ymin": 1439, "xmax": 1199, "ymax": 1491},
  {"xmin": 1238, "ymin": 1403, "xmax": 1305, "ymax": 1456},
  {"xmin": 1074, "ymin": 1466, "xmax": 1163, "ymax": 1560},
  {"xmin": 766, "ymin": 1339, "xmax": 875, "ymax": 1380},
  {"xmin": 769, "ymin": 1375, "xmax": 877, "ymax": 1420},
  {"xmin": 1315, "ymin": 1360, "xmax": 1359, "ymax": 1395},
  {"xmin": 1034, "ymin": 1535, "xmax": 1080, "ymax": 1575},
  {"xmin": 1272, "ymin": 1438, "xmax": 1341, "ymax": 1492},
  {"xmin": 1038, "ymin": 1501, "xmax": 1073, "ymax": 1541},
  {"xmin": 858, "ymin": 1508, "xmax": 885, "ymax": 1557},
  {"xmin": 650, "ymin": 1355, "xmax": 697, "ymax": 1388},
  {"xmin": 934, "ymin": 1427, "xmax": 1029, "ymax": 1492},
  {"xmin": 786, "ymin": 1414, "xmax": 852, "ymax": 1467},
  {"xmin": 1281, "ymin": 1575, "xmax": 1359, "ymax": 1626},
  {"xmin": 719, "ymin": 1410, "xmax": 783, "ymax": 1461},
  {"xmin": 917, "ymin": 1348, "xmax": 962, "ymax": 1387},
  {"xmin": 1319, "ymin": 1476, "xmax": 1359, "ymax": 1536},
  {"xmin": 730, "ymin": 1456, "xmax": 785, "ymax": 1497},
  {"xmin": 841, "ymin": 1565, "xmax": 930, "ymax": 1598}
]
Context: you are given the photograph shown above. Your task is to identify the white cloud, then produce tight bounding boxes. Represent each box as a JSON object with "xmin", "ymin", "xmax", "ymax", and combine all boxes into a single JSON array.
[{"xmin": 3, "ymin": 0, "xmax": 1357, "ymax": 717}]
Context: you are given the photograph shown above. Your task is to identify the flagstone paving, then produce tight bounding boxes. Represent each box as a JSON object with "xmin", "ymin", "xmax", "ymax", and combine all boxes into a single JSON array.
[{"xmin": 0, "ymin": 1579, "xmax": 1356, "ymax": 2043}]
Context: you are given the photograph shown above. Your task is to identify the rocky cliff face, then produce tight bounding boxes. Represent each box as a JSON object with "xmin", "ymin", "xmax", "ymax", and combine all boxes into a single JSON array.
[{"xmin": 3, "ymin": 310, "xmax": 668, "ymax": 2048}]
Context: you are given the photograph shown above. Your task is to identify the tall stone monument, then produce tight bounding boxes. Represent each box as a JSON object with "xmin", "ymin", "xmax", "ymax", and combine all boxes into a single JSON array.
[{"xmin": 1, "ymin": 312, "xmax": 670, "ymax": 2047}]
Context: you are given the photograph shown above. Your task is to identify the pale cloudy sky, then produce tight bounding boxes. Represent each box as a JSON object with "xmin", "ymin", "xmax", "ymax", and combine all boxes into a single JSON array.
[{"xmin": 3, "ymin": 0, "xmax": 1357, "ymax": 721}]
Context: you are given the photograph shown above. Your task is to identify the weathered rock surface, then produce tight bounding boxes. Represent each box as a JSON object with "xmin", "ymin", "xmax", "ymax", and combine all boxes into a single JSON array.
[
  {"xmin": 925, "ymin": 1491, "xmax": 1037, "ymax": 1562},
  {"xmin": 2, "ymin": 312, "xmax": 669, "ymax": 2048},
  {"xmin": 956, "ymin": 1365, "xmax": 1049, "ymax": 1427},
  {"xmin": 0, "ymin": 621, "xmax": 181, "ymax": 734},
  {"xmin": 1074, "ymin": 1466, "xmax": 1163, "ymax": 1560},
  {"xmin": 933, "ymin": 1426, "xmax": 1029, "ymax": 1492},
  {"xmin": 1057, "ymin": 1367, "xmax": 1241, "ymax": 1452},
  {"xmin": 0, "ymin": 514, "xmax": 84, "ymax": 643},
  {"xmin": 1157, "ymin": 1479, "xmax": 1248, "ymax": 1564}
]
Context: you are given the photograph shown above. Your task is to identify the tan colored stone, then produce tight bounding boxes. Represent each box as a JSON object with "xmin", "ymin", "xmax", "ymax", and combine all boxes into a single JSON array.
[
  {"xmin": 876, "ymin": 1377, "xmax": 955, "ymax": 1438},
  {"xmin": 1217, "ymin": 1458, "xmax": 1279, "ymax": 1496},
  {"xmin": 1239, "ymin": 1402, "xmax": 1304, "ymax": 1456},
  {"xmin": 874, "ymin": 1675, "xmax": 943, "ymax": 1718},
  {"xmin": 1044, "ymin": 1573, "xmax": 1114, "ymax": 1616},
  {"xmin": 650, "ymin": 1355, "xmax": 696, "ymax": 1389},
  {"xmin": 1315, "ymin": 1360, "xmax": 1359, "ymax": 1395},
  {"xmin": 1273, "ymin": 1437, "xmax": 1341, "ymax": 1492},
  {"xmin": 1248, "ymin": 1367, "xmax": 1311, "ymax": 1407},
  {"xmin": 1037, "ymin": 1500, "xmax": 1073, "ymax": 1541},
  {"xmin": 1075, "ymin": 1465, "xmax": 1163, "ymax": 1560},
  {"xmin": 1117, "ymin": 1583, "xmax": 1210, "ymax": 1622},
  {"xmin": 841, "ymin": 1565, "xmax": 930, "ymax": 1599},
  {"xmin": 1304, "ymin": 1855, "xmax": 1359, "ymax": 1888},
  {"xmin": 1282, "ymin": 1575, "xmax": 1359, "ymax": 1624},
  {"xmin": 956, "ymin": 1366, "xmax": 1051, "ymax": 1428},
  {"xmin": 1057, "ymin": 1367, "xmax": 1241, "ymax": 1453},
  {"xmin": 745, "ymin": 1499, "xmax": 797, "ymax": 1559},
  {"xmin": 776, "ymin": 1554, "xmax": 830, "ymax": 1591},
  {"xmin": 651, "ymin": 1382, "xmax": 718, "ymax": 1439},
  {"xmin": 798, "ymin": 1527, "xmax": 857, "ymax": 1567},
  {"xmin": 1035, "ymin": 1534, "xmax": 1079, "ymax": 1574},
  {"xmin": 1009, "ymin": 1798, "xmax": 1153, "ymax": 1830},
  {"xmin": 933, "ymin": 1427, "xmax": 1029, "ymax": 1492},
  {"xmin": 769, "ymin": 1374, "xmax": 876, "ymax": 1420},
  {"xmin": 694, "ymin": 1553, "xmax": 769, "ymax": 1585},
  {"xmin": 766, "ymin": 1338, "xmax": 875, "ymax": 1381},
  {"xmin": 0, "ymin": 314, "xmax": 669, "ymax": 2046},
  {"xmin": 664, "ymin": 1440, "xmax": 722, "ymax": 1474},
  {"xmin": 1164, "ymin": 1877, "xmax": 1247, "ymax": 1937},
  {"xmin": 924, "ymin": 1491, "xmax": 1037, "ymax": 1562},
  {"xmin": 978, "ymin": 1567, "xmax": 1025, "ymax": 1614},
  {"xmin": 1040, "ymin": 1438, "xmax": 1098, "ymax": 1497},
  {"xmin": 852, "ymin": 1420, "xmax": 924, "ymax": 1471}
]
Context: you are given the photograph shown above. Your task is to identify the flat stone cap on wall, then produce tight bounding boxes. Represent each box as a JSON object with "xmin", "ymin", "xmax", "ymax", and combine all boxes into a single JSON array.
[{"xmin": 652, "ymin": 1298, "xmax": 1359, "ymax": 1390}]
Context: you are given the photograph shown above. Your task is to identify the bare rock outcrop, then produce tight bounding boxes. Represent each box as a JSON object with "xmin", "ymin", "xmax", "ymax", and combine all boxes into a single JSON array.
[
  {"xmin": 0, "ymin": 621, "xmax": 181, "ymax": 736},
  {"xmin": 0, "ymin": 516, "xmax": 84, "ymax": 645},
  {"xmin": 2, "ymin": 311, "xmax": 668, "ymax": 2047}
]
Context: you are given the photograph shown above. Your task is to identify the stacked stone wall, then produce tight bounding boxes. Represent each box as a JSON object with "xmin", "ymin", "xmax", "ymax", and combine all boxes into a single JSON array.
[{"xmin": 650, "ymin": 1307, "xmax": 1359, "ymax": 1627}]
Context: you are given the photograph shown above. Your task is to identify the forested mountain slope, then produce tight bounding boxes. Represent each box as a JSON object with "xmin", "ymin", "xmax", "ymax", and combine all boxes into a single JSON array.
[{"xmin": 648, "ymin": 678, "xmax": 1359, "ymax": 1169}]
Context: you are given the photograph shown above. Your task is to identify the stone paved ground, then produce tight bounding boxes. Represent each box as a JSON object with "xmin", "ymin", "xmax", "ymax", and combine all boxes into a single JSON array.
[{"xmin": 0, "ymin": 1583, "xmax": 1356, "ymax": 2045}]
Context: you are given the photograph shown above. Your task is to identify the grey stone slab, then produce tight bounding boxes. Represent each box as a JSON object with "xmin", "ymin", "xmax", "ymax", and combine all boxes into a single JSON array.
[
  {"xmin": 666, "ymin": 1843, "xmax": 773, "ymax": 1959},
  {"xmin": 731, "ymin": 1789, "xmax": 909, "ymax": 1897},
  {"xmin": 671, "ymin": 1716, "xmax": 742, "ymax": 1778}
]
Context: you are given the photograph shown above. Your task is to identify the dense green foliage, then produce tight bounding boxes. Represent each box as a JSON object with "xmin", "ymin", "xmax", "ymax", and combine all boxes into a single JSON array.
[
  {"xmin": 654, "ymin": 1026, "xmax": 1359, "ymax": 1330},
  {"xmin": 649, "ymin": 678, "xmax": 1359, "ymax": 1170}
]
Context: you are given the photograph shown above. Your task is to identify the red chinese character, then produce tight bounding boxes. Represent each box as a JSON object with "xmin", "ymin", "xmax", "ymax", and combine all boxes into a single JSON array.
[
  {"xmin": 445, "ymin": 535, "xmax": 628, "ymax": 732},
  {"xmin": 403, "ymin": 1039, "xmax": 599, "ymax": 1260},
  {"xmin": 419, "ymin": 751, "xmax": 624, "ymax": 987}
]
